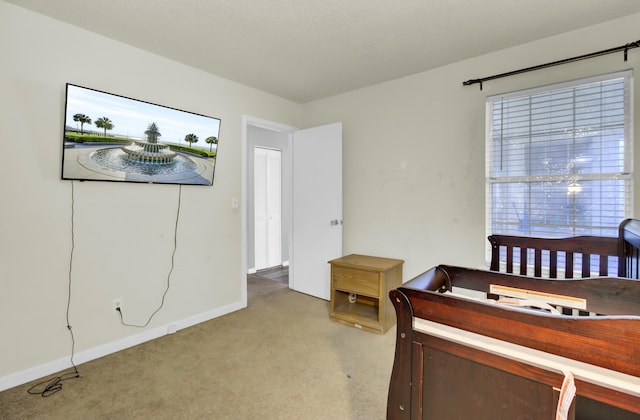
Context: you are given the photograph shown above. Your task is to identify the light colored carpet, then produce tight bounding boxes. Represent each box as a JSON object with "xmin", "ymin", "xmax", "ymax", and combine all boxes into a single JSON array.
[{"xmin": 0, "ymin": 277, "xmax": 396, "ymax": 419}]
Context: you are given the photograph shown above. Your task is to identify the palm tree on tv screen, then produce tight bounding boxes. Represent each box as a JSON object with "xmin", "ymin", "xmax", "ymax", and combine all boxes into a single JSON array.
[
  {"xmin": 73, "ymin": 113, "xmax": 92, "ymax": 135},
  {"xmin": 205, "ymin": 136, "xmax": 218, "ymax": 153},
  {"xmin": 185, "ymin": 133, "xmax": 198, "ymax": 148},
  {"xmin": 95, "ymin": 117, "xmax": 114, "ymax": 137}
]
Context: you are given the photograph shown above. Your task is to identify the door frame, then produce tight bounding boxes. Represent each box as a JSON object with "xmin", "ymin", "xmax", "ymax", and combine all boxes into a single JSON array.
[{"xmin": 241, "ymin": 115, "xmax": 297, "ymax": 306}]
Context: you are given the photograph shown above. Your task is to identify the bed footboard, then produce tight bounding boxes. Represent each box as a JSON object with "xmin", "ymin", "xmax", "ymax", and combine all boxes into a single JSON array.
[{"xmin": 387, "ymin": 265, "xmax": 640, "ymax": 419}]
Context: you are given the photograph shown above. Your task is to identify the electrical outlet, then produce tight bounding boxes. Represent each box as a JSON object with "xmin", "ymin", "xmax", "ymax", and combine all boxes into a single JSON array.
[{"xmin": 113, "ymin": 298, "xmax": 123, "ymax": 313}]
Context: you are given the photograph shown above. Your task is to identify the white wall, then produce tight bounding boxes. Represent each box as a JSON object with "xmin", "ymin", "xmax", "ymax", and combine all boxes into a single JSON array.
[
  {"xmin": 301, "ymin": 13, "xmax": 640, "ymax": 281},
  {"xmin": 0, "ymin": 1, "xmax": 300, "ymax": 389},
  {"xmin": 4, "ymin": 0, "xmax": 640, "ymax": 392}
]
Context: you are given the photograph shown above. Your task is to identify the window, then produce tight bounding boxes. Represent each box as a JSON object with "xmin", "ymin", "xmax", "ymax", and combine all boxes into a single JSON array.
[{"xmin": 486, "ymin": 71, "xmax": 633, "ymax": 246}]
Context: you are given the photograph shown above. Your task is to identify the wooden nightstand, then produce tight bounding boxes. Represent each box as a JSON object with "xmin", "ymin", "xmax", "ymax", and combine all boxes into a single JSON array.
[{"xmin": 328, "ymin": 254, "xmax": 404, "ymax": 334}]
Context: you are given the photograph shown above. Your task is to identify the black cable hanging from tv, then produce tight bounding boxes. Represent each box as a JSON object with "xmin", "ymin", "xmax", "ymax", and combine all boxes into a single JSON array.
[{"xmin": 462, "ymin": 39, "xmax": 640, "ymax": 90}]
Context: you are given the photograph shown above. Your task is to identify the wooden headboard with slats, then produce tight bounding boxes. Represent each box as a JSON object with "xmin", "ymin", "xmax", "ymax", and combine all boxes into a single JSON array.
[{"xmin": 488, "ymin": 218, "xmax": 640, "ymax": 279}]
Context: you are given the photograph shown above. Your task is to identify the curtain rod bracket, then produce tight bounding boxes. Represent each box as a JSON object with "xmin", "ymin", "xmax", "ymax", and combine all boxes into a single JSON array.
[{"xmin": 624, "ymin": 43, "xmax": 632, "ymax": 61}]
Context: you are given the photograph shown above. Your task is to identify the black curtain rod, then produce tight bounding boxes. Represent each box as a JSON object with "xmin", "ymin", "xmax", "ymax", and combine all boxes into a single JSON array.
[{"xmin": 463, "ymin": 39, "xmax": 640, "ymax": 90}]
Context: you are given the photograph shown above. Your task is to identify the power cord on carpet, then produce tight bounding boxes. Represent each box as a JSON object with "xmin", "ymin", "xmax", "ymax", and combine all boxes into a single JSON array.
[
  {"xmin": 28, "ymin": 181, "xmax": 81, "ymax": 397},
  {"xmin": 116, "ymin": 184, "xmax": 181, "ymax": 328}
]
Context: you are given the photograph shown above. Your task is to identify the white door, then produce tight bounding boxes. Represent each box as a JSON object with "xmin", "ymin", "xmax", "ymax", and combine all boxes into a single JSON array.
[
  {"xmin": 290, "ymin": 122, "xmax": 342, "ymax": 300},
  {"xmin": 254, "ymin": 147, "xmax": 282, "ymax": 270}
]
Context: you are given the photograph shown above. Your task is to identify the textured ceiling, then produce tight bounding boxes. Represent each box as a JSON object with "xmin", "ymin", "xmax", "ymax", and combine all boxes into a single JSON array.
[{"xmin": 6, "ymin": 0, "xmax": 640, "ymax": 103}]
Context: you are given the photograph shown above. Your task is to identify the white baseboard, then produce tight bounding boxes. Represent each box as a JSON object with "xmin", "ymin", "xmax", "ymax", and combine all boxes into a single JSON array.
[
  {"xmin": 249, "ymin": 261, "xmax": 288, "ymax": 274},
  {"xmin": 0, "ymin": 300, "xmax": 245, "ymax": 392}
]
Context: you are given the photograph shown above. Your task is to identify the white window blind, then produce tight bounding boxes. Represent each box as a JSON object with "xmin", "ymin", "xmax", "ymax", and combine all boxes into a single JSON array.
[{"xmin": 486, "ymin": 71, "xmax": 633, "ymax": 241}]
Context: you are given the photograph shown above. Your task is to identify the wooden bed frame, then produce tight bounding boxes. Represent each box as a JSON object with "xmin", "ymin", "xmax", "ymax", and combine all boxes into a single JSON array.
[
  {"xmin": 488, "ymin": 218, "xmax": 640, "ymax": 279},
  {"xmin": 387, "ymin": 265, "xmax": 640, "ymax": 419},
  {"xmin": 620, "ymin": 218, "xmax": 640, "ymax": 279}
]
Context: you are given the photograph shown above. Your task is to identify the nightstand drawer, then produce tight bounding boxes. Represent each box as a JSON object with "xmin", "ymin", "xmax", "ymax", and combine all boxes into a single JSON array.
[{"xmin": 332, "ymin": 266, "xmax": 380, "ymax": 297}]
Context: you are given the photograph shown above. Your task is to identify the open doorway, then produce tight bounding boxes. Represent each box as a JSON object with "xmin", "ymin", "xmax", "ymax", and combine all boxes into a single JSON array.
[
  {"xmin": 242, "ymin": 116, "xmax": 343, "ymax": 305},
  {"xmin": 244, "ymin": 118, "xmax": 294, "ymax": 297}
]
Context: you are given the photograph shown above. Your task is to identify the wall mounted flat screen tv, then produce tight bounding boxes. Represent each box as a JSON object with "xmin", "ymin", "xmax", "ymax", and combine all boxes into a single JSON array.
[{"xmin": 61, "ymin": 84, "xmax": 221, "ymax": 186}]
